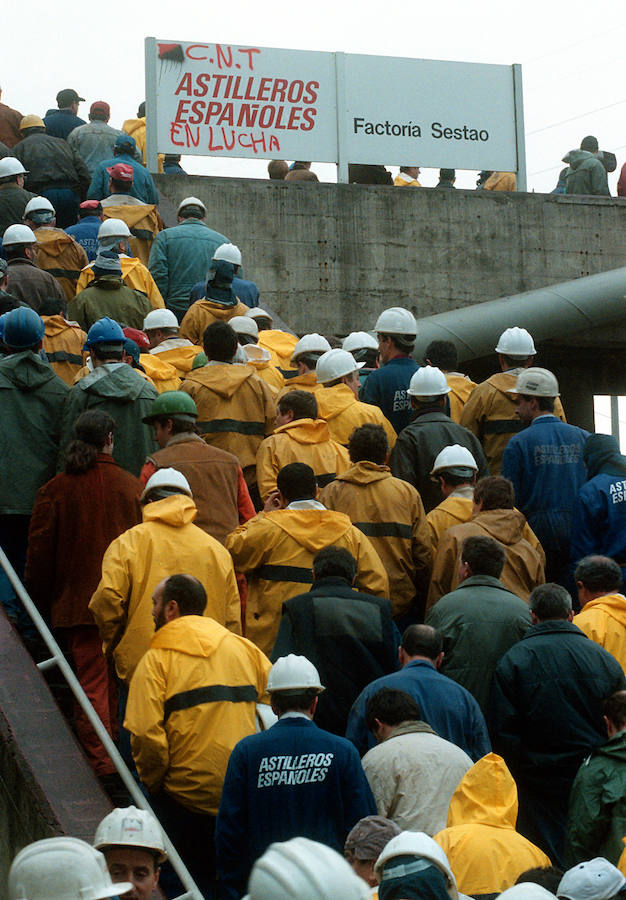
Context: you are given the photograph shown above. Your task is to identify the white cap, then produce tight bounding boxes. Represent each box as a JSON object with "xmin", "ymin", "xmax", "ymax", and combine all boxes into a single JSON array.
[
  {"xmin": 430, "ymin": 444, "xmax": 478, "ymax": 475},
  {"xmin": 141, "ymin": 467, "xmax": 192, "ymax": 501},
  {"xmin": 177, "ymin": 196, "xmax": 206, "ymax": 215},
  {"xmin": 558, "ymin": 860, "xmax": 626, "ymax": 900},
  {"xmin": 98, "ymin": 218, "xmax": 131, "ymax": 239},
  {"xmin": 245, "ymin": 837, "xmax": 371, "ymax": 900},
  {"xmin": 374, "ymin": 307, "xmax": 417, "ymax": 335},
  {"xmin": 507, "ymin": 367, "xmax": 560, "ymax": 398},
  {"xmin": 143, "ymin": 309, "xmax": 179, "ymax": 331},
  {"xmin": 0, "ymin": 157, "xmax": 27, "ymax": 178},
  {"xmin": 342, "ymin": 331, "xmax": 378, "ymax": 353},
  {"xmin": 8, "ymin": 838, "xmax": 132, "ymax": 900},
  {"xmin": 291, "ymin": 333, "xmax": 332, "ymax": 366},
  {"xmin": 499, "ymin": 886, "xmax": 558, "ymax": 900},
  {"xmin": 94, "ymin": 806, "xmax": 167, "ymax": 864},
  {"xmin": 213, "ymin": 242, "xmax": 242, "ymax": 265},
  {"xmin": 3, "ymin": 224, "xmax": 37, "ymax": 245},
  {"xmin": 24, "ymin": 196, "xmax": 55, "ymax": 216},
  {"xmin": 407, "ymin": 366, "xmax": 451, "ymax": 398},
  {"xmin": 375, "ymin": 832, "xmax": 457, "ymax": 900},
  {"xmin": 247, "ymin": 307, "xmax": 273, "ymax": 323},
  {"xmin": 267, "ymin": 655, "xmax": 324, "ymax": 693},
  {"xmin": 495, "ymin": 327, "xmax": 536, "ymax": 357},
  {"xmin": 316, "ymin": 348, "xmax": 363, "ymax": 384},
  {"xmin": 230, "ymin": 316, "xmax": 259, "ymax": 338}
]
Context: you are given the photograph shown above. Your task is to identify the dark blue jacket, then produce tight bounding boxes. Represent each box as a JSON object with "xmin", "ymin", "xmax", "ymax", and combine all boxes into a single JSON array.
[
  {"xmin": 346, "ymin": 658, "xmax": 491, "ymax": 760},
  {"xmin": 190, "ymin": 275, "xmax": 260, "ymax": 308},
  {"xmin": 215, "ymin": 716, "xmax": 375, "ymax": 900},
  {"xmin": 360, "ymin": 356, "xmax": 419, "ymax": 434},
  {"xmin": 570, "ymin": 474, "xmax": 626, "ymax": 590},
  {"xmin": 43, "ymin": 109, "xmax": 86, "ymax": 141},
  {"xmin": 65, "ymin": 216, "xmax": 101, "ymax": 261},
  {"xmin": 87, "ymin": 153, "xmax": 158, "ymax": 205}
]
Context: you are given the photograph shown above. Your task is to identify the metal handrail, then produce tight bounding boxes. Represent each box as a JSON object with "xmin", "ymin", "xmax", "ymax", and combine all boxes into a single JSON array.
[{"xmin": 0, "ymin": 545, "xmax": 202, "ymax": 900}]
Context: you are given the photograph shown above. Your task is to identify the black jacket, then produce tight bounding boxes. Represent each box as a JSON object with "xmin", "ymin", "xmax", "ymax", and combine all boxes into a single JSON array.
[
  {"xmin": 13, "ymin": 132, "xmax": 90, "ymax": 195},
  {"xmin": 0, "ymin": 183, "xmax": 35, "ymax": 235}
]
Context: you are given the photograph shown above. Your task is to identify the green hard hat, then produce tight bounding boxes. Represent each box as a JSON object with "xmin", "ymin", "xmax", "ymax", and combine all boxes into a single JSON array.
[
  {"xmin": 192, "ymin": 350, "xmax": 208, "ymax": 370},
  {"xmin": 142, "ymin": 390, "xmax": 198, "ymax": 424}
]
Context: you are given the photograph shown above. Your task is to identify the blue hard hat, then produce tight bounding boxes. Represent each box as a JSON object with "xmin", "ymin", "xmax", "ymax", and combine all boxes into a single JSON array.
[
  {"xmin": 2, "ymin": 307, "xmax": 45, "ymax": 349},
  {"xmin": 84, "ymin": 316, "xmax": 125, "ymax": 349}
]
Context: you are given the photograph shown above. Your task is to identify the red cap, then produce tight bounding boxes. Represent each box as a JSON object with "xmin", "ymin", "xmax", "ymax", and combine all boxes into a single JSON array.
[
  {"xmin": 90, "ymin": 100, "xmax": 110, "ymax": 117},
  {"xmin": 79, "ymin": 200, "xmax": 102, "ymax": 212},
  {"xmin": 106, "ymin": 162, "xmax": 134, "ymax": 183},
  {"xmin": 122, "ymin": 327, "xmax": 150, "ymax": 350}
]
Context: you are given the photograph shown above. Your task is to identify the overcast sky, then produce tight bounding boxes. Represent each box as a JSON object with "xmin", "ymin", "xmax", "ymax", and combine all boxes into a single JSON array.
[{"xmin": 3, "ymin": 0, "xmax": 624, "ymax": 192}]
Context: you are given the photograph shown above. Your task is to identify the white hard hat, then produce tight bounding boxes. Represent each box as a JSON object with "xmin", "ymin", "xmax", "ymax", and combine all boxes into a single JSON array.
[
  {"xmin": 507, "ymin": 367, "xmax": 560, "ymax": 398},
  {"xmin": 3, "ymin": 224, "xmax": 37, "ymax": 245},
  {"xmin": 213, "ymin": 243, "xmax": 242, "ymax": 265},
  {"xmin": 499, "ymin": 886, "xmax": 558, "ymax": 900},
  {"xmin": 98, "ymin": 218, "xmax": 131, "ymax": 239},
  {"xmin": 141, "ymin": 467, "xmax": 192, "ymax": 501},
  {"xmin": 316, "ymin": 349, "xmax": 364, "ymax": 384},
  {"xmin": 143, "ymin": 309, "xmax": 179, "ymax": 331},
  {"xmin": 375, "ymin": 832, "xmax": 458, "ymax": 900},
  {"xmin": 0, "ymin": 157, "xmax": 27, "ymax": 178},
  {"xmin": 342, "ymin": 331, "xmax": 378, "ymax": 353},
  {"xmin": 374, "ymin": 307, "xmax": 417, "ymax": 335},
  {"xmin": 267, "ymin": 654, "xmax": 324, "ymax": 693},
  {"xmin": 430, "ymin": 444, "xmax": 478, "ymax": 475},
  {"xmin": 247, "ymin": 307, "xmax": 273, "ymax": 323},
  {"xmin": 24, "ymin": 196, "xmax": 55, "ymax": 216},
  {"xmin": 94, "ymin": 806, "xmax": 167, "ymax": 864},
  {"xmin": 558, "ymin": 859, "xmax": 626, "ymax": 900},
  {"xmin": 230, "ymin": 316, "xmax": 259, "ymax": 338},
  {"xmin": 245, "ymin": 837, "xmax": 371, "ymax": 900},
  {"xmin": 495, "ymin": 327, "xmax": 536, "ymax": 357},
  {"xmin": 407, "ymin": 366, "xmax": 451, "ymax": 398},
  {"xmin": 8, "ymin": 838, "xmax": 132, "ymax": 900},
  {"xmin": 290, "ymin": 333, "xmax": 331, "ymax": 366},
  {"xmin": 177, "ymin": 196, "xmax": 206, "ymax": 215}
]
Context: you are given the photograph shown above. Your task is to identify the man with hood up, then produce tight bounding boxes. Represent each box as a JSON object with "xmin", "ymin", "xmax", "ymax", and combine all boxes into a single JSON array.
[
  {"xmin": 69, "ymin": 252, "xmax": 152, "ymax": 331},
  {"xmin": 433, "ymin": 753, "xmax": 551, "ymax": 896},
  {"xmin": 573, "ymin": 556, "xmax": 626, "ymax": 671},
  {"xmin": 38, "ymin": 296, "xmax": 86, "ymax": 385},
  {"xmin": 563, "ymin": 135, "xmax": 611, "ymax": 196},
  {"xmin": 179, "ymin": 244, "xmax": 249, "ymax": 344},
  {"xmin": 226, "ymin": 462, "xmax": 389, "ymax": 655}
]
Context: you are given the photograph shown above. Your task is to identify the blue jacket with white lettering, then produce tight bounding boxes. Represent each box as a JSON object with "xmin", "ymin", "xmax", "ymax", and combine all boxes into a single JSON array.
[
  {"xmin": 215, "ymin": 716, "xmax": 375, "ymax": 899},
  {"xmin": 360, "ymin": 355, "xmax": 419, "ymax": 434},
  {"xmin": 570, "ymin": 473, "xmax": 626, "ymax": 589}
]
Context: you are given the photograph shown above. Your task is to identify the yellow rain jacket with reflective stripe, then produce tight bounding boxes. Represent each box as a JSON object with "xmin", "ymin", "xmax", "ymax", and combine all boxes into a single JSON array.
[
  {"xmin": 102, "ymin": 204, "xmax": 163, "ymax": 266},
  {"xmin": 89, "ymin": 494, "xmax": 241, "ymax": 684},
  {"xmin": 35, "ymin": 227, "xmax": 89, "ymax": 301},
  {"xmin": 42, "ymin": 315, "xmax": 86, "ymax": 385},
  {"xmin": 226, "ymin": 508, "xmax": 389, "ymax": 654},
  {"xmin": 320, "ymin": 461, "xmax": 431, "ymax": 617},
  {"xmin": 256, "ymin": 418, "xmax": 350, "ymax": 501},
  {"xmin": 77, "ymin": 255, "xmax": 164, "ymax": 309},
  {"xmin": 316, "ymin": 384, "xmax": 396, "ymax": 449},
  {"xmin": 246, "ymin": 357, "xmax": 284, "ymax": 395},
  {"xmin": 179, "ymin": 298, "xmax": 250, "ymax": 345},
  {"xmin": 574, "ymin": 594, "xmax": 626, "ymax": 672},
  {"xmin": 125, "ymin": 615, "xmax": 270, "ymax": 814},
  {"xmin": 258, "ymin": 330, "xmax": 299, "ymax": 370},
  {"xmin": 446, "ymin": 373, "xmax": 478, "ymax": 423},
  {"xmin": 139, "ymin": 354, "xmax": 181, "ymax": 393},
  {"xmin": 434, "ymin": 753, "xmax": 551, "ymax": 894}
]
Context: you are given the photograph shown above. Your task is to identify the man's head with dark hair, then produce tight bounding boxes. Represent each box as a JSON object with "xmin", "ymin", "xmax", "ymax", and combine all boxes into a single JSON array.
[
  {"xmin": 604, "ymin": 691, "xmax": 626, "ymax": 735},
  {"xmin": 270, "ymin": 688, "xmax": 320, "ymax": 716},
  {"xmin": 348, "ymin": 424, "xmax": 389, "ymax": 466},
  {"xmin": 529, "ymin": 583, "xmax": 572, "ymax": 623},
  {"xmin": 474, "ymin": 476, "xmax": 515, "ymax": 511},
  {"xmin": 152, "ymin": 574, "xmax": 207, "ymax": 630},
  {"xmin": 439, "ymin": 168, "xmax": 456, "ymax": 183},
  {"xmin": 424, "ymin": 340, "xmax": 458, "ymax": 372},
  {"xmin": 365, "ymin": 689, "xmax": 422, "ymax": 736},
  {"xmin": 518, "ymin": 393, "xmax": 555, "ymax": 415},
  {"xmin": 138, "ymin": 101, "xmax": 146, "ymax": 118},
  {"xmin": 516, "ymin": 867, "xmax": 564, "ymax": 894},
  {"xmin": 276, "ymin": 462, "xmax": 317, "ymax": 504},
  {"xmin": 38, "ymin": 296, "xmax": 66, "ymax": 317},
  {"xmin": 460, "ymin": 535, "xmax": 506, "ymax": 580},
  {"xmin": 178, "ymin": 204, "xmax": 204, "ymax": 220},
  {"xmin": 312, "ymin": 546, "xmax": 357, "ymax": 584},
  {"xmin": 277, "ymin": 390, "xmax": 318, "ymax": 423},
  {"xmin": 268, "ymin": 159, "xmax": 289, "ymax": 180},
  {"xmin": 401, "ymin": 624, "xmax": 443, "ymax": 663},
  {"xmin": 203, "ymin": 321, "xmax": 238, "ymax": 362},
  {"xmin": 575, "ymin": 555, "xmax": 623, "ymax": 597}
]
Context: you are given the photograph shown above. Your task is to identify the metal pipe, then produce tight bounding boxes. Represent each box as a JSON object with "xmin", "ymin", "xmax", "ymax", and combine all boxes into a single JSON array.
[{"xmin": 413, "ymin": 266, "xmax": 626, "ymax": 364}]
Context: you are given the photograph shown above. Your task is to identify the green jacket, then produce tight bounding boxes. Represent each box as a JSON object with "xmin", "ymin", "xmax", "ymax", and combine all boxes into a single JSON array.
[
  {"xmin": 564, "ymin": 150, "xmax": 610, "ymax": 196},
  {"xmin": 69, "ymin": 276, "xmax": 153, "ymax": 331},
  {"xmin": 565, "ymin": 730, "xmax": 626, "ymax": 866},
  {"xmin": 426, "ymin": 574, "xmax": 531, "ymax": 712},
  {"xmin": 59, "ymin": 362, "xmax": 157, "ymax": 476},
  {"xmin": 0, "ymin": 351, "xmax": 69, "ymax": 514}
]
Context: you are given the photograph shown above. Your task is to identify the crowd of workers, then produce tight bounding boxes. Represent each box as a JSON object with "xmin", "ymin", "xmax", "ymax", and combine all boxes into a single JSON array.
[{"xmin": 2, "ymin": 87, "xmax": 626, "ymax": 900}]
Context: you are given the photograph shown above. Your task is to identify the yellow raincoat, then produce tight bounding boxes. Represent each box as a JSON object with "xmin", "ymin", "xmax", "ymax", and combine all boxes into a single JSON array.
[
  {"xmin": 446, "ymin": 373, "xmax": 478, "ymax": 423},
  {"xmin": 434, "ymin": 753, "xmax": 551, "ymax": 895},
  {"xmin": 179, "ymin": 298, "xmax": 250, "ymax": 345},
  {"xmin": 242, "ymin": 345, "xmax": 284, "ymax": 395},
  {"xmin": 256, "ymin": 418, "xmax": 350, "ymax": 501},
  {"xmin": 76, "ymin": 255, "xmax": 164, "ymax": 310},
  {"xmin": 125, "ymin": 615, "xmax": 270, "ymax": 814},
  {"xmin": 316, "ymin": 384, "xmax": 396, "ymax": 449},
  {"xmin": 42, "ymin": 315, "xmax": 86, "ymax": 385},
  {"xmin": 102, "ymin": 204, "xmax": 163, "ymax": 266},
  {"xmin": 320, "ymin": 461, "xmax": 431, "ymax": 617},
  {"xmin": 226, "ymin": 507, "xmax": 389, "ymax": 654},
  {"xmin": 89, "ymin": 494, "xmax": 241, "ymax": 684},
  {"xmin": 484, "ymin": 172, "xmax": 516, "ymax": 191},
  {"xmin": 574, "ymin": 594, "xmax": 626, "ymax": 672},
  {"xmin": 150, "ymin": 339, "xmax": 204, "ymax": 378},
  {"xmin": 35, "ymin": 227, "xmax": 89, "ymax": 301},
  {"xmin": 139, "ymin": 354, "xmax": 181, "ymax": 393},
  {"xmin": 257, "ymin": 330, "xmax": 299, "ymax": 370},
  {"xmin": 122, "ymin": 116, "xmax": 165, "ymax": 172},
  {"xmin": 277, "ymin": 370, "xmax": 319, "ymax": 398}
]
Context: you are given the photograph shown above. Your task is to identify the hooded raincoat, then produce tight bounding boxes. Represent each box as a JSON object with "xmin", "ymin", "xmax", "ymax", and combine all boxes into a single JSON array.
[
  {"xmin": 445, "ymin": 373, "xmax": 477, "ymax": 423},
  {"xmin": 76, "ymin": 255, "xmax": 164, "ymax": 309},
  {"xmin": 138, "ymin": 353, "xmax": 181, "ymax": 393},
  {"xmin": 573, "ymin": 595, "xmax": 626, "ymax": 672},
  {"xmin": 563, "ymin": 150, "xmax": 610, "ymax": 196},
  {"xmin": 89, "ymin": 494, "xmax": 241, "ymax": 684},
  {"xmin": 34, "ymin": 226, "xmax": 89, "ymax": 301},
  {"xmin": 125, "ymin": 614, "xmax": 270, "ymax": 814},
  {"xmin": 69, "ymin": 275, "xmax": 153, "ymax": 331},
  {"xmin": 244, "ymin": 347, "xmax": 284, "ymax": 394},
  {"xmin": 320, "ymin": 461, "xmax": 431, "ymax": 617},
  {"xmin": 434, "ymin": 754, "xmax": 551, "ymax": 896},
  {"xmin": 149, "ymin": 338, "xmax": 204, "ymax": 378},
  {"xmin": 257, "ymin": 330, "xmax": 299, "ymax": 371},
  {"xmin": 426, "ymin": 489, "xmax": 475, "ymax": 555},
  {"xmin": 226, "ymin": 506, "xmax": 389, "ymax": 654},
  {"xmin": 101, "ymin": 204, "xmax": 162, "ymax": 266},
  {"xmin": 256, "ymin": 418, "xmax": 350, "ymax": 501},
  {"xmin": 179, "ymin": 297, "xmax": 250, "ymax": 345},
  {"xmin": 316, "ymin": 384, "xmax": 396, "ymax": 449},
  {"xmin": 41, "ymin": 314, "xmax": 86, "ymax": 385},
  {"xmin": 277, "ymin": 370, "xmax": 319, "ymax": 398}
]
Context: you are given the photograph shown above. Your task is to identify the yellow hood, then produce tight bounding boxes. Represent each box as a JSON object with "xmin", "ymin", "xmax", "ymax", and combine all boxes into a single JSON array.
[
  {"xmin": 259, "ymin": 330, "xmax": 298, "ymax": 358},
  {"xmin": 35, "ymin": 227, "xmax": 74, "ymax": 253},
  {"xmin": 265, "ymin": 509, "xmax": 353, "ymax": 552},
  {"xmin": 336, "ymin": 460, "xmax": 391, "ymax": 485},
  {"xmin": 140, "ymin": 353, "xmax": 180, "ymax": 386},
  {"xmin": 489, "ymin": 371, "xmax": 520, "ymax": 398},
  {"xmin": 141, "ymin": 494, "xmax": 197, "ymax": 527},
  {"xmin": 471, "ymin": 509, "xmax": 527, "ymax": 546},
  {"xmin": 316, "ymin": 384, "xmax": 355, "ymax": 420},
  {"xmin": 447, "ymin": 753, "xmax": 518, "ymax": 829},
  {"xmin": 276, "ymin": 418, "xmax": 331, "ymax": 444},
  {"xmin": 121, "ymin": 117, "xmax": 145, "ymax": 138},
  {"xmin": 150, "ymin": 614, "xmax": 229, "ymax": 657},
  {"xmin": 185, "ymin": 362, "xmax": 257, "ymax": 399},
  {"xmin": 582, "ymin": 594, "xmax": 626, "ymax": 626},
  {"xmin": 195, "ymin": 299, "xmax": 248, "ymax": 320},
  {"xmin": 103, "ymin": 204, "xmax": 157, "ymax": 227},
  {"xmin": 43, "ymin": 315, "xmax": 82, "ymax": 338}
]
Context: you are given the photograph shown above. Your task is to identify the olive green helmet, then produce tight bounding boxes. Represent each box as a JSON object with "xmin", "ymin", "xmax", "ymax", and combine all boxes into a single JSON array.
[{"xmin": 142, "ymin": 390, "xmax": 198, "ymax": 424}]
